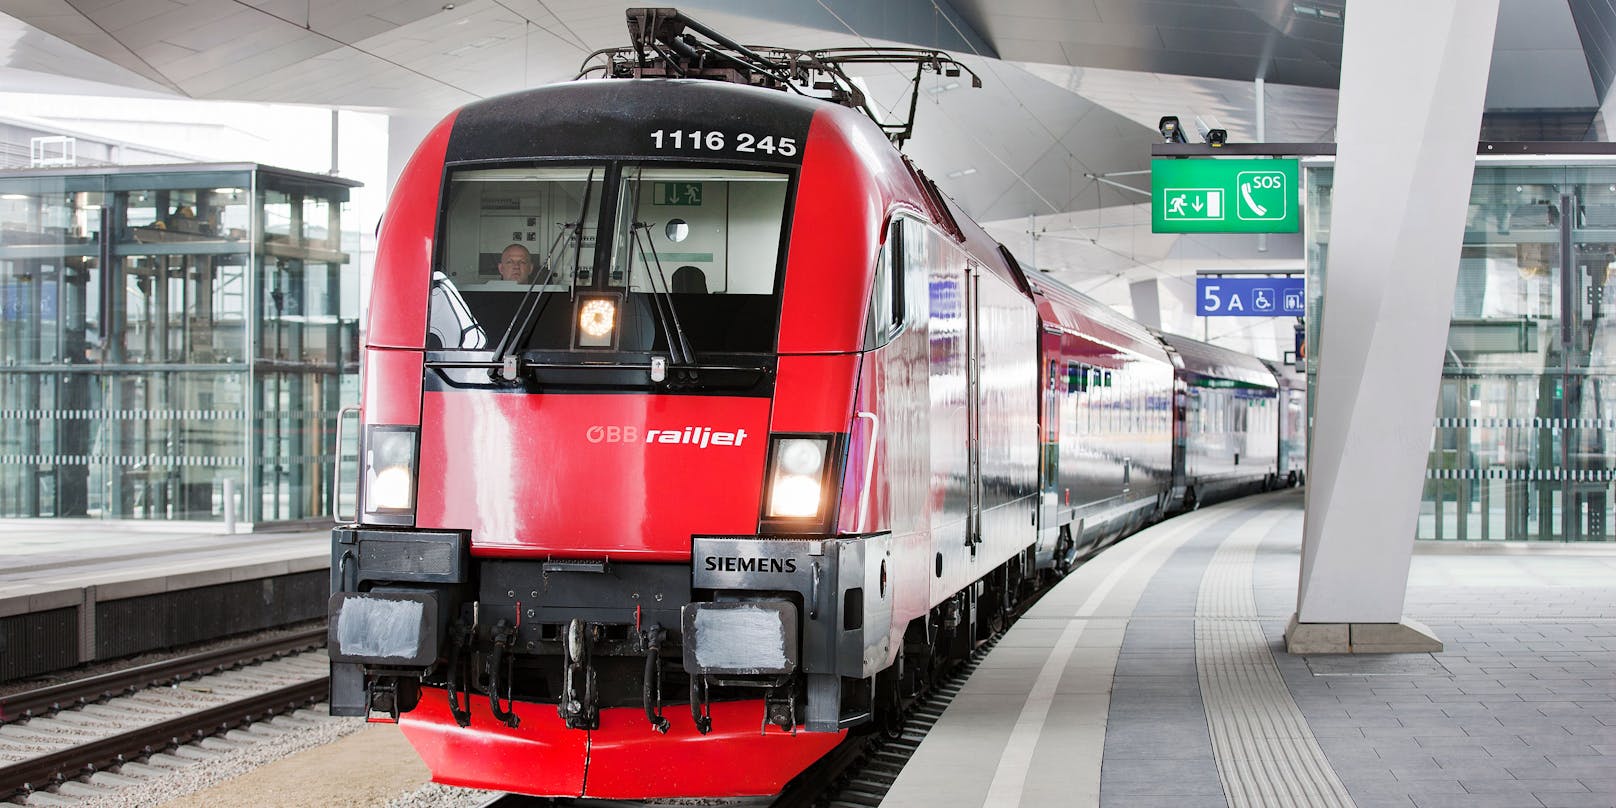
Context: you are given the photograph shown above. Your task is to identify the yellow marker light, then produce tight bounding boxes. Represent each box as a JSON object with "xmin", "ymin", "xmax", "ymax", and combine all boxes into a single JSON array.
[{"xmin": 580, "ymin": 298, "xmax": 616, "ymax": 338}]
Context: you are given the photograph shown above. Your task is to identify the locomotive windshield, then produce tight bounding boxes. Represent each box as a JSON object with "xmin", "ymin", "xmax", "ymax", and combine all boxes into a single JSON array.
[{"xmin": 430, "ymin": 163, "xmax": 788, "ymax": 356}]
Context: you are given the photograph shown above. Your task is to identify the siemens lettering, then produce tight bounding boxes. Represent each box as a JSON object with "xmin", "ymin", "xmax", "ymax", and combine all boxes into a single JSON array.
[{"xmin": 703, "ymin": 556, "xmax": 798, "ymax": 574}]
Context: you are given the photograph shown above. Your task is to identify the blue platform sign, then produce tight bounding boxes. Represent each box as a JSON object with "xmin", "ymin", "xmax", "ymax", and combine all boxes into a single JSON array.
[{"xmin": 1197, "ymin": 277, "xmax": 1305, "ymax": 317}]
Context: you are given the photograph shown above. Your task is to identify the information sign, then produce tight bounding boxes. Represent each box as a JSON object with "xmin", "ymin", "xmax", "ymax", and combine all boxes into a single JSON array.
[
  {"xmin": 1196, "ymin": 277, "xmax": 1305, "ymax": 317},
  {"xmin": 1152, "ymin": 159, "xmax": 1299, "ymax": 234}
]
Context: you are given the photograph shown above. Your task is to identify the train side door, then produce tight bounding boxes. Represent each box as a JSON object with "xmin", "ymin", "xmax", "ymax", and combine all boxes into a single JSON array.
[
  {"xmin": 1039, "ymin": 354, "xmax": 1061, "ymax": 546},
  {"xmin": 966, "ymin": 260, "xmax": 982, "ymax": 551}
]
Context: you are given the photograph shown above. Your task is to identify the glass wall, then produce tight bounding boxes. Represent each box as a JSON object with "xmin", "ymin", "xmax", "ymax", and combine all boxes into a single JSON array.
[
  {"xmin": 0, "ymin": 165, "xmax": 359, "ymax": 525},
  {"xmin": 1306, "ymin": 162, "xmax": 1616, "ymax": 541}
]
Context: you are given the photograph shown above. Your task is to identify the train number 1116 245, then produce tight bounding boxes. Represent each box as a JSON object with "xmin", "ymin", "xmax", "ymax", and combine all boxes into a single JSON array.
[{"xmin": 650, "ymin": 129, "xmax": 798, "ymax": 156}]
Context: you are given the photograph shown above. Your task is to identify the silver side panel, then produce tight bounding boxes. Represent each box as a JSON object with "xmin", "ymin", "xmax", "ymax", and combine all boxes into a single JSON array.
[{"xmin": 691, "ymin": 534, "xmax": 893, "ymax": 680}]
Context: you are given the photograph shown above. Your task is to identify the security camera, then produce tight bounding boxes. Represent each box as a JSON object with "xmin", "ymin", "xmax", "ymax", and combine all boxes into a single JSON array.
[
  {"xmin": 1194, "ymin": 116, "xmax": 1227, "ymax": 147},
  {"xmin": 1158, "ymin": 116, "xmax": 1187, "ymax": 144}
]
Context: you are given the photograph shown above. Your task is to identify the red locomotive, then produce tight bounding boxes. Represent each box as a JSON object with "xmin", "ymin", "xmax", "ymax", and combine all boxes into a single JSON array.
[{"xmin": 328, "ymin": 9, "xmax": 1297, "ymax": 799}]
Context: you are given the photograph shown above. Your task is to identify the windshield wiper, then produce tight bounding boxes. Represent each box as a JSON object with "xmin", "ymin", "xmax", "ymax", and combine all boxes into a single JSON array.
[
  {"xmin": 490, "ymin": 169, "xmax": 596, "ymax": 382},
  {"xmin": 622, "ymin": 170, "xmax": 695, "ymax": 367}
]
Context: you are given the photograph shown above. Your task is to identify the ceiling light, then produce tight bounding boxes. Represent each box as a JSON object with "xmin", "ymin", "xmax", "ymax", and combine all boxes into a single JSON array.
[
  {"xmin": 926, "ymin": 81, "xmax": 962, "ymax": 96},
  {"xmin": 1293, "ymin": 4, "xmax": 1343, "ymax": 21},
  {"xmin": 946, "ymin": 168, "xmax": 977, "ymax": 179}
]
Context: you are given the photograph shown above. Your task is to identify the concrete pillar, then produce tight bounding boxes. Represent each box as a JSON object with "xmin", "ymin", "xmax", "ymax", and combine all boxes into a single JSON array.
[
  {"xmin": 1128, "ymin": 279, "xmax": 1162, "ymax": 330},
  {"xmin": 1288, "ymin": 0, "xmax": 1500, "ymax": 654}
]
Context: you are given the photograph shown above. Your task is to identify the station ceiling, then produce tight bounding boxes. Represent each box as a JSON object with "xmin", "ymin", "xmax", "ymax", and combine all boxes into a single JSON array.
[{"xmin": 1, "ymin": 0, "xmax": 1611, "ymax": 339}]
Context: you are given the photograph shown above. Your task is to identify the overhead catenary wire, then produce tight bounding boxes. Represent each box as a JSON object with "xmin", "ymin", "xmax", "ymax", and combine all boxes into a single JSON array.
[
  {"xmin": 578, "ymin": 11, "xmax": 981, "ymax": 149},
  {"xmin": 811, "ymin": 0, "xmax": 1074, "ymax": 215}
]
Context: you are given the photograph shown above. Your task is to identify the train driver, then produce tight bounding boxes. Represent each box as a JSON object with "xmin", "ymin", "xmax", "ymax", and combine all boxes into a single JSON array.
[{"xmin": 497, "ymin": 243, "xmax": 540, "ymax": 283}]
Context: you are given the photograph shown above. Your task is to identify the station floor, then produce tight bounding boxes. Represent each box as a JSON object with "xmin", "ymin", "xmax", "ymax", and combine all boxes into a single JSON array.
[
  {"xmin": 0, "ymin": 521, "xmax": 327, "ymax": 608},
  {"xmin": 884, "ymin": 490, "xmax": 1616, "ymax": 808},
  {"xmin": 0, "ymin": 521, "xmax": 328, "ymax": 678}
]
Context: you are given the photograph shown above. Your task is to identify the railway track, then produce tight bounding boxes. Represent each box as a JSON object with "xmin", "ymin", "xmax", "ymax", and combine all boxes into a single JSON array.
[
  {"xmin": 0, "ymin": 627, "xmax": 326, "ymax": 725},
  {"xmin": 775, "ymin": 634, "xmax": 1004, "ymax": 808},
  {"xmin": 0, "ymin": 631, "xmax": 330, "ymax": 803}
]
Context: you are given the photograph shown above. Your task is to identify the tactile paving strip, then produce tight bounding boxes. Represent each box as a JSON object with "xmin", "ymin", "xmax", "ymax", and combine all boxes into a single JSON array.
[{"xmin": 1195, "ymin": 512, "xmax": 1356, "ymax": 808}]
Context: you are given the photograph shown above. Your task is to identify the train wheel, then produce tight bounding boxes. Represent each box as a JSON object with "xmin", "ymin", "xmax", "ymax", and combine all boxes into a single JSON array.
[
  {"xmin": 876, "ymin": 656, "xmax": 904, "ymax": 738},
  {"xmin": 1185, "ymin": 487, "xmax": 1199, "ymax": 511},
  {"xmin": 1287, "ymin": 470, "xmax": 1298, "ymax": 487},
  {"xmin": 938, "ymin": 593, "xmax": 973, "ymax": 665},
  {"xmin": 902, "ymin": 620, "xmax": 934, "ymax": 699},
  {"xmin": 977, "ymin": 575, "xmax": 1001, "ymax": 642},
  {"xmin": 1053, "ymin": 526, "xmax": 1074, "ymax": 576},
  {"xmin": 1018, "ymin": 548, "xmax": 1040, "ymax": 602}
]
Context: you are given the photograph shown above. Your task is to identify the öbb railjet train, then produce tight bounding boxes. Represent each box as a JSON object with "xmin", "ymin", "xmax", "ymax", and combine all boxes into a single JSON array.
[{"xmin": 329, "ymin": 34, "xmax": 1304, "ymax": 801}]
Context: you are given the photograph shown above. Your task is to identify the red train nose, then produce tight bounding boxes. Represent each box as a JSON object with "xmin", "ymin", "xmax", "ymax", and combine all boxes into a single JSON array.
[
  {"xmin": 399, "ymin": 688, "xmax": 844, "ymax": 798},
  {"xmin": 415, "ymin": 393, "xmax": 771, "ymax": 560}
]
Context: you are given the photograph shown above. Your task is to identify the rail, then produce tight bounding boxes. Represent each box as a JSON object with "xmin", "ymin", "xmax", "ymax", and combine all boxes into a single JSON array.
[
  {"xmin": 0, "ymin": 626, "xmax": 327, "ymax": 724},
  {"xmin": 0, "ymin": 677, "xmax": 327, "ymax": 800}
]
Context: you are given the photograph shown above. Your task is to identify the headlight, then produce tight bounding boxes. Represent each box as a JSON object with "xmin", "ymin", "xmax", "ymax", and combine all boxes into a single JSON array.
[
  {"xmin": 778, "ymin": 439, "xmax": 824, "ymax": 476},
  {"xmin": 363, "ymin": 426, "xmax": 418, "ymax": 522},
  {"xmin": 769, "ymin": 474, "xmax": 822, "ymax": 517},
  {"xmin": 575, "ymin": 294, "xmax": 620, "ymax": 348},
  {"xmin": 579, "ymin": 298, "xmax": 615, "ymax": 338},
  {"xmin": 369, "ymin": 466, "xmax": 414, "ymax": 510},
  {"xmin": 762, "ymin": 435, "xmax": 838, "ymax": 528}
]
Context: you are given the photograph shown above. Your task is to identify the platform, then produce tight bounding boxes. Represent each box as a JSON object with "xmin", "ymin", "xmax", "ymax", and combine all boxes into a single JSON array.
[
  {"xmin": 0, "ymin": 522, "xmax": 328, "ymax": 683},
  {"xmin": 885, "ymin": 490, "xmax": 1616, "ymax": 808}
]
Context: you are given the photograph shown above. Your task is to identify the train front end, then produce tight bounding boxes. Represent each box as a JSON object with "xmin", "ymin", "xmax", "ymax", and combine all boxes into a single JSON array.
[{"xmin": 327, "ymin": 82, "xmax": 900, "ymax": 798}]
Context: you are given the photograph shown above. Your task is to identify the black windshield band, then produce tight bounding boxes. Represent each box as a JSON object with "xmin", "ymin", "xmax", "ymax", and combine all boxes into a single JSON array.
[{"xmin": 445, "ymin": 81, "xmax": 815, "ymax": 167}]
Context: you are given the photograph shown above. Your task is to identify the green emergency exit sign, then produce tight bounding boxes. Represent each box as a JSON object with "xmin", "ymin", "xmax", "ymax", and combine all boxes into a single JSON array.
[
  {"xmin": 653, "ymin": 182, "xmax": 703, "ymax": 206},
  {"xmin": 1151, "ymin": 158, "xmax": 1299, "ymax": 234}
]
